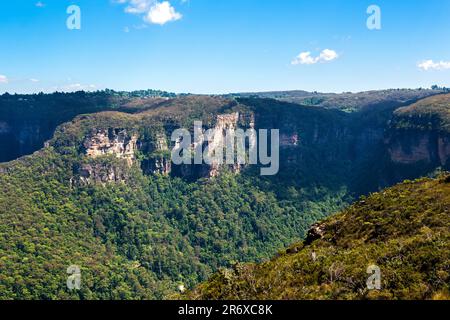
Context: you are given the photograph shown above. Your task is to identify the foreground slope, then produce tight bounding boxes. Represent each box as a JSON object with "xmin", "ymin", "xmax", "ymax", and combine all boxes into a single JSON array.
[{"xmin": 188, "ymin": 175, "xmax": 450, "ymax": 300}]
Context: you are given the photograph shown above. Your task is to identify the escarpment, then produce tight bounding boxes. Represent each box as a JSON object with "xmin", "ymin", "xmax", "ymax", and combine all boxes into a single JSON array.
[
  {"xmin": 41, "ymin": 94, "xmax": 450, "ymax": 191},
  {"xmin": 386, "ymin": 94, "xmax": 450, "ymax": 167},
  {"xmin": 77, "ymin": 128, "xmax": 139, "ymax": 184},
  {"xmin": 140, "ymin": 133, "xmax": 172, "ymax": 175},
  {"xmin": 84, "ymin": 128, "xmax": 138, "ymax": 166},
  {"xmin": 203, "ymin": 112, "xmax": 242, "ymax": 177},
  {"xmin": 74, "ymin": 108, "xmax": 257, "ymax": 183}
]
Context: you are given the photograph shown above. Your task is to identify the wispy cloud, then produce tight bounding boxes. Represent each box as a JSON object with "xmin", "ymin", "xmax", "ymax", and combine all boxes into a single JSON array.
[
  {"xmin": 0, "ymin": 75, "xmax": 8, "ymax": 84},
  {"xmin": 120, "ymin": 0, "xmax": 152, "ymax": 14},
  {"xmin": 0, "ymin": 75, "xmax": 39, "ymax": 84},
  {"xmin": 291, "ymin": 49, "xmax": 339, "ymax": 65},
  {"xmin": 117, "ymin": 0, "xmax": 182, "ymax": 25},
  {"xmin": 35, "ymin": 2, "xmax": 45, "ymax": 8},
  {"xmin": 418, "ymin": 60, "xmax": 450, "ymax": 71}
]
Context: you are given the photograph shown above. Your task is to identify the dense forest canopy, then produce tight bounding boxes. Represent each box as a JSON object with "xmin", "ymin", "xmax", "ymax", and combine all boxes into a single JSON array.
[{"xmin": 187, "ymin": 175, "xmax": 450, "ymax": 300}]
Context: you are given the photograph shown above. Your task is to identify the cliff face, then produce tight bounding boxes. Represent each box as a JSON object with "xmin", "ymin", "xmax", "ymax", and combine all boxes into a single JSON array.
[
  {"xmin": 171, "ymin": 112, "xmax": 254, "ymax": 179},
  {"xmin": 387, "ymin": 130, "xmax": 450, "ymax": 170},
  {"xmin": 386, "ymin": 94, "xmax": 450, "ymax": 168},
  {"xmin": 77, "ymin": 128, "xmax": 139, "ymax": 184},
  {"xmin": 0, "ymin": 121, "xmax": 46, "ymax": 163},
  {"xmin": 78, "ymin": 111, "xmax": 254, "ymax": 183},
  {"xmin": 36, "ymin": 94, "xmax": 450, "ymax": 189},
  {"xmin": 78, "ymin": 161, "xmax": 132, "ymax": 184},
  {"xmin": 83, "ymin": 128, "xmax": 138, "ymax": 166},
  {"xmin": 388, "ymin": 132, "xmax": 436, "ymax": 164},
  {"xmin": 205, "ymin": 112, "xmax": 241, "ymax": 177},
  {"xmin": 280, "ymin": 133, "xmax": 299, "ymax": 147},
  {"xmin": 140, "ymin": 133, "xmax": 171, "ymax": 175},
  {"xmin": 439, "ymin": 136, "xmax": 450, "ymax": 165}
]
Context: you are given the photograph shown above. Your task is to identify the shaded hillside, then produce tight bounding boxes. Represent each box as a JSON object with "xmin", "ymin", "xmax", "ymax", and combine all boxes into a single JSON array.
[
  {"xmin": 0, "ymin": 90, "xmax": 174, "ymax": 162},
  {"xmin": 187, "ymin": 175, "xmax": 450, "ymax": 300}
]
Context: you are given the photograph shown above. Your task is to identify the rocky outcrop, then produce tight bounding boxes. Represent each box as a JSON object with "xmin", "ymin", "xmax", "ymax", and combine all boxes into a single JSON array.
[
  {"xmin": 140, "ymin": 133, "xmax": 171, "ymax": 175},
  {"xmin": 172, "ymin": 112, "xmax": 253, "ymax": 179},
  {"xmin": 77, "ymin": 128, "xmax": 139, "ymax": 184},
  {"xmin": 206, "ymin": 112, "xmax": 241, "ymax": 177},
  {"xmin": 151, "ymin": 156, "xmax": 171, "ymax": 175},
  {"xmin": 304, "ymin": 223, "xmax": 326, "ymax": 245},
  {"xmin": 78, "ymin": 113, "xmax": 251, "ymax": 183},
  {"xmin": 83, "ymin": 128, "xmax": 138, "ymax": 167}
]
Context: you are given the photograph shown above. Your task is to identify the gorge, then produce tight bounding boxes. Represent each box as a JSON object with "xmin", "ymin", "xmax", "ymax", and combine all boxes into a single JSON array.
[{"xmin": 0, "ymin": 89, "xmax": 449, "ymax": 299}]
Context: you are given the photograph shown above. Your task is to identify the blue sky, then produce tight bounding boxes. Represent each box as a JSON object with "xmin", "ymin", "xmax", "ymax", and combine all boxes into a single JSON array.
[{"xmin": 0, "ymin": 0, "xmax": 449, "ymax": 94}]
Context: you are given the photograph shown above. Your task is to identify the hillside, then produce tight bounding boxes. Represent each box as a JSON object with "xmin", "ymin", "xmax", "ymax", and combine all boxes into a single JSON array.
[
  {"xmin": 231, "ymin": 89, "xmax": 443, "ymax": 112},
  {"xmin": 0, "ymin": 90, "xmax": 174, "ymax": 162},
  {"xmin": 383, "ymin": 94, "xmax": 450, "ymax": 185},
  {"xmin": 0, "ymin": 96, "xmax": 350, "ymax": 299},
  {"xmin": 187, "ymin": 175, "xmax": 450, "ymax": 300},
  {"xmin": 0, "ymin": 93, "xmax": 449, "ymax": 299},
  {"xmin": 0, "ymin": 89, "xmax": 443, "ymax": 163},
  {"xmin": 392, "ymin": 94, "xmax": 450, "ymax": 132}
]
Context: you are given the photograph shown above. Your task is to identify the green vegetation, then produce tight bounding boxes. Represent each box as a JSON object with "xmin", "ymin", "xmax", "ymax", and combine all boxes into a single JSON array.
[
  {"xmin": 0, "ymin": 92, "xmax": 449, "ymax": 300},
  {"xmin": 0, "ymin": 147, "xmax": 340, "ymax": 299},
  {"xmin": 231, "ymin": 88, "xmax": 442, "ymax": 112},
  {"xmin": 187, "ymin": 175, "xmax": 450, "ymax": 300},
  {"xmin": 0, "ymin": 95, "xmax": 353, "ymax": 300},
  {"xmin": 0, "ymin": 90, "xmax": 173, "ymax": 162},
  {"xmin": 392, "ymin": 93, "xmax": 450, "ymax": 132}
]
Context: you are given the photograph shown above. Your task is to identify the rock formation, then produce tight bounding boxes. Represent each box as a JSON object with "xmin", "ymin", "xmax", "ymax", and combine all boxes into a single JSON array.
[{"xmin": 83, "ymin": 128, "xmax": 138, "ymax": 167}]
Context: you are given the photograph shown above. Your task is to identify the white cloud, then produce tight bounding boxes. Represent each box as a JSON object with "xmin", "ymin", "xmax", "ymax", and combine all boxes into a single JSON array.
[
  {"xmin": 145, "ymin": 1, "xmax": 182, "ymax": 25},
  {"xmin": 418, "ymin": 59, "xmax": 450, "ymax": 71},
  {"xmin": 319, "ymin": 49, "xmax": 339, "ymax": 62},
  {"xmin": 35, "ymin": 2, "xmax": 45, "ymax": 8},
  {"xmin": 29, "ymin": 78, "xmax": 39, "ymax": 82},
  {"xmin": 0, "ymin": 75, "xmax": 8, "ymax": 84},
  {"xmin": 118, "ymin": 0, "xmax": 182, "ymax": 25},
  {"xmin": 292, "ymin": 49, "xmax": 339, "ymax": 65},
  {"xmin": 292, "ymin": 52, "xmax": 317, "ymax": 65}
]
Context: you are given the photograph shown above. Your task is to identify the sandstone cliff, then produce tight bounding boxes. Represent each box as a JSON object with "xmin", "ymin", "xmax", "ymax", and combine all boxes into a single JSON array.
[
  {"xmin": 78, "ymin": 111, "xmax": 256, "ymax": 183},
  {"xmin": 387, "ymin": 94, "xmax": 450, "ymax": 167},
  {"xmin": 83, "ymin": 128, "xmax": 138, "ymax": 166}
]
